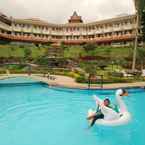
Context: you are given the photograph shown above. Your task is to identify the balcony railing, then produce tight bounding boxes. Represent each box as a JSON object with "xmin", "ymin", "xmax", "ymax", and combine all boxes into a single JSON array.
[{"xmin": 0, "ymin": 32, "xmax": 135, "ymax": 44}]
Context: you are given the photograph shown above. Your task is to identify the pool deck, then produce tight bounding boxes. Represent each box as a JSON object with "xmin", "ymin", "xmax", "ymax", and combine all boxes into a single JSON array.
[{"xmin": 0, "ymin": 74, "xmax": 145, "ymax": 89}]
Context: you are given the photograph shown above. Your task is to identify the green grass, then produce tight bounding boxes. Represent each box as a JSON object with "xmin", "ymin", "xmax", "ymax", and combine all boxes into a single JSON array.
[
  {"xmin": 0, "ymin": 44, "xmax": 133, "ymax": 59},
  {"xmin": 93, "ymin": 46, "xmax": 133, "ymax": 58},
  {"xmin": 64, "ymin": 45, "xmax": 84, "ymax": 58},
  {"xmin": 0, "ymin": 44, "xmax": 46, "ymax": 58},
  {"xmin": 63, "ymin": 45, "xmax": 133, "ymax": 59}
]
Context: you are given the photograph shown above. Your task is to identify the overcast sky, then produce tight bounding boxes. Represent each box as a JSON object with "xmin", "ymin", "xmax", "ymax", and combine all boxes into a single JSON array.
[{"xmin": 0, "ymin": 0, "xmax": 135, "ymax": 24}]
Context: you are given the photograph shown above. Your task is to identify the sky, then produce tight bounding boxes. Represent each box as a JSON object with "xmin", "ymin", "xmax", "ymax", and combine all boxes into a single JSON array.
[{"xmin": 0, "ymin": 0, "xmax": 135, "ymax": 24}]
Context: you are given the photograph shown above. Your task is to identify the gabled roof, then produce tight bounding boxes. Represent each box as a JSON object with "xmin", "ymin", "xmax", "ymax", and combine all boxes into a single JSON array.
[
  {"xmin": 68, "ymin": 11, "xmax": 83, "ymax": 23},
  {"xmin": 72, "ymin": 11, "xmax": 79, "ymax": 17}
]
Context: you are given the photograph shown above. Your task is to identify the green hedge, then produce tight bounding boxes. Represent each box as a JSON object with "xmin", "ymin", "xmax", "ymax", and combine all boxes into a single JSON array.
[
  {"xmin": 76, "ymin": 75, "xmax": 87, "ymax": 83},
  {"xmin": 108, "ymin": 72, "xmax": 124, "ymax": 77}
]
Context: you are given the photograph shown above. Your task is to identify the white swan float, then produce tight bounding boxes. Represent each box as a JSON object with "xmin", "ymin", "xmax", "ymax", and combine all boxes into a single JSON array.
[{"xmin": 88, "ymin": 89, "xmax": 131, "ymax": 126}]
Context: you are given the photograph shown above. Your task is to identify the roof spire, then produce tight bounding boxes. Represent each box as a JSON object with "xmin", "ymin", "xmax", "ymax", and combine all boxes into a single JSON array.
[
  {"xmin": 73, "ymin": 11, "xmax": 78, "ymax": 17},
  {"xmin": 68, "ymin": 11, "xmax": 83, "ymax": 23}
]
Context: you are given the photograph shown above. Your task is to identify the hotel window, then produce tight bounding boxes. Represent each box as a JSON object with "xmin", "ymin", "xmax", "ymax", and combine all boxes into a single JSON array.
[
  {"xmin": 21, "ymin": 24, "xmax": 24, "ymax": 28},
  {"xmin": 121, "ymin": 22, "xmax": 124, "ymax": 26},
  {"xmin": 27, "ymin": 25, "xmax": 31, "ymax": 29},
  {"xmin": 104, "ymin": 24, "xmax": 107, "ymax": 29},
  {"xmin": 117, "ymin": 23, "xmax": 119, "ymax": 27},
  {"xmin": 124, "ymin": 21, "xmax": 128, "ymax": 25},
  {"xmin": 92, "ymin": 26, "xmax": 95, "ymax": 30},
  {"xmin": 109, "ymin": 33, "xmax": 112, "ymax": 37},
  {"xmin": 129, "ymin": 30, "xmax": 132, "ymax": 34},
  {"xmin": 42, "ymin": 27, "xmax": 45, "ymax": 31},
  {"xmin": 16, "ymin": 24, "xmax": 20, "ymax": 27},
  {"xmin": 95, "ymin": 26, "xmax": 98, "ymax": 30},
  {"xmin": 100, "ymin": 26, "xmax": 103, "ymax": 30},
  {"xmin": 24, "ymin": 25, "xmax": 27, "ymax": 29},
  {"xmin": 128, "ymin": 21, "xmax": 131, "ymax": 25},
  {"xmin": 36, "ymin": 26, "xmax": 39, "ymax": 30}
]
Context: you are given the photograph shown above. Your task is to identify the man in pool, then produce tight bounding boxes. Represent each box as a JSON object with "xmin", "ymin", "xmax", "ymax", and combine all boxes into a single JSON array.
[
  {"xmin": 87, "ymin": 89, "xmax": 128, "ymax": 127},
  {"xmin": 87, "ymin": 97, "xmax": 120, "ymax": 127},
  {"xmin": 87, "ymin": 98, "xmax": 112, "ymax": 127}
]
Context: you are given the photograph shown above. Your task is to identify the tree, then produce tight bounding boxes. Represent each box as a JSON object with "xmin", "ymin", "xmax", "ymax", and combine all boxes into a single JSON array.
[
  {"xmin": 35, "ymin": 56, "xmax": 48, "ymax": 65},
  {"xmin": 97, "ymin": 60, "xmax": 108, "ymax": 70},
  {"xmin": 132, "ymin": 0, "xmax": 145, "ymax": 71},
  {"xmin": 134, "ymin": 0, "xmax": 145, "ymax": 17},
  {"xmin": 84, "ymin": 62, "xmax": 97, "ymax": 75},
  {"xmin": 60, "ymin": 42, "xmax": 67, "ymax": 49},
  {"xmin": 83, "ymin": 43, "xmax": 96, "ymax": 52},
  {"xmin": 24, "ymin": 48, "xmax": 32, "ymax": 59},
  {"xmin": 141, "ymin": 7, "xmax": 145, "ymax": 44},
  {"xmin": 137, "ymin": 47, "xmax": 145, "ymax": 71}
]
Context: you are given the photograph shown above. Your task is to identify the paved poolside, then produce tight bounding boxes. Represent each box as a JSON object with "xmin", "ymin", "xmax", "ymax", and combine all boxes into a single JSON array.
[{"xmin": 0, "ymin": 74, "xmax": 145, "ymax": 89}]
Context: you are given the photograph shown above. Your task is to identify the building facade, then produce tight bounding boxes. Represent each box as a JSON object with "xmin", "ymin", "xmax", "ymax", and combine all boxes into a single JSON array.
[{"xmin": 0, "ymin": 11, "xmax": 137, "ymax": 46}]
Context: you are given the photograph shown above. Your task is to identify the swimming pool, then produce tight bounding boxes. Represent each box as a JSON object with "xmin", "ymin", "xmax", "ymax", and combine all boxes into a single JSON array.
[{"xmin": 0, "ymin": 77, "xmax": 144, "ymax": 145}]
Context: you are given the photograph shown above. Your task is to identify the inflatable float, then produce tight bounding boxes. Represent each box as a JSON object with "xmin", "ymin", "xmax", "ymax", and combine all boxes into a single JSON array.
[{"xmin": 88, "ymin": 89, "xmax": 131, "ymax": 126}]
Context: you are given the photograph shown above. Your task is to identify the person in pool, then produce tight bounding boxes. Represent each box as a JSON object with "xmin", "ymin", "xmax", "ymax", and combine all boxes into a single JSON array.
[{"xmin": 87, "ymin": 98, "xmax": 119, "ymax": 127}]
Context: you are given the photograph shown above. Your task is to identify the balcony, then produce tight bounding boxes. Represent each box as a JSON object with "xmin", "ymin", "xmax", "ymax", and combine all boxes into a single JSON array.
[
  {"xmin": 0, "ymin": 21, "xmax": 11, "ymax": 31},
  {"xmin": 0, "ymin": 31, "xmax": 136, "ymax": 44}
]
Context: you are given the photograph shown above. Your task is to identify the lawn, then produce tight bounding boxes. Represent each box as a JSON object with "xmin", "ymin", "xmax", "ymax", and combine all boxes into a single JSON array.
[{"xmin": 0, "ymin": 44, "xmax": 46, "ymax": 58}]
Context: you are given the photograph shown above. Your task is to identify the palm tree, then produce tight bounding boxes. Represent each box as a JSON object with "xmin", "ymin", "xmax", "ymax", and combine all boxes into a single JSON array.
[
  {"xmin": 135, "ymin": 0, "xmax": 145, "ymax": 16},
  {"xmin": 141, "ymin": 8, "xmax": 145, "ymax": 45},
  {"xmin": 132, "ymin": 0, "xmax": 139, "ymax": 71},
  {"xmin": 132, "ymin": 0, "xmax": 145, "ymax": 71},
  {"xmin": 137, "ymin": 47, "xmax": 145, "ymax": 71}
]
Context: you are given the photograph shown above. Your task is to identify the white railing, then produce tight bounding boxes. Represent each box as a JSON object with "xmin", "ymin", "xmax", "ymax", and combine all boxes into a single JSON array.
[{"xmin": 0, "ymin": 21, "xmax": 11, "ymax": 31}]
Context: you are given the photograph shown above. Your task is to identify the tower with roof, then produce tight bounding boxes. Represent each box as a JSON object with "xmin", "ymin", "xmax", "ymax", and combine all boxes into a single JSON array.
[{"xmin": 68, "ymin": 11, "xmax": 83, "ymax": 23}]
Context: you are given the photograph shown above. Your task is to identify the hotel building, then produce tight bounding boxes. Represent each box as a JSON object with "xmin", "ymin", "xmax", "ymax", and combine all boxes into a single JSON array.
[{"xmin": 0, "ymin": 11, "xmax": 138, "ymax": 46}]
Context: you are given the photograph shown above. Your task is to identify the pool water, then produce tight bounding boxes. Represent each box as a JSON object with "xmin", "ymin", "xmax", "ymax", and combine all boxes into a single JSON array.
[{"xmin": 0, "ymin": 77, "xmax": 145, "ymax": 145}]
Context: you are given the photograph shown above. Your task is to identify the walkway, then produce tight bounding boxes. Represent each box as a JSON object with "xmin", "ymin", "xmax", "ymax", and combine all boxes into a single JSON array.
[{"xmin": 0, "ymin": 74, "xmax": 145, "ymax": 89}]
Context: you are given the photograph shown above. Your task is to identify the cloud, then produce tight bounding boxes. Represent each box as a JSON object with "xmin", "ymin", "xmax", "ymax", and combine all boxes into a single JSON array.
[{"xmin": 0, "ymin": 0, "xmax": 135, "ymax": 23}]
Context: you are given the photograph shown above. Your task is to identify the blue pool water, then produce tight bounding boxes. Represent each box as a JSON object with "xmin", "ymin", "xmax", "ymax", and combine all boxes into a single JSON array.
[{"xmin": 0, "ymin": 77, "xmax": 145, "ymax": 145}]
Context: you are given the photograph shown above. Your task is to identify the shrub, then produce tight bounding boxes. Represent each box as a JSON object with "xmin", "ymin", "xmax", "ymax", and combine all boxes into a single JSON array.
[
  {"xmin": 67, "ymin": 72, "xmax": 80, "ymax": 78},
  {"xmin": 76, "ymin": 75, "xmax": 87, "ymax": 83},
  {"xmin": 105, "ymin": 77, "xmax": 134, "ymax": 83},
  {"xmin": 108, "ymin": 72, "xmax": 124, "ymax": 77},
  {"xmin": 0, "ymin": 70, "xmax": 6, "ymax": 74}
]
